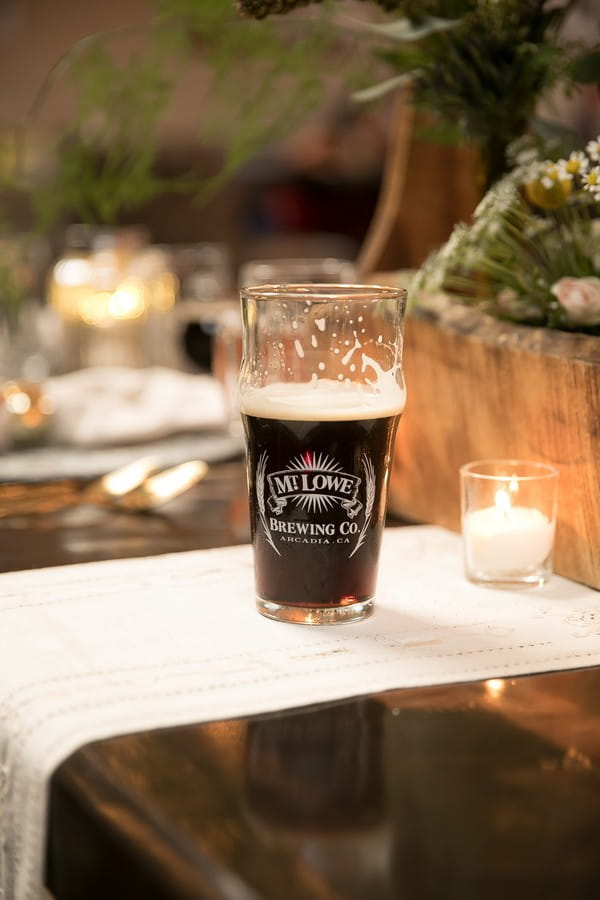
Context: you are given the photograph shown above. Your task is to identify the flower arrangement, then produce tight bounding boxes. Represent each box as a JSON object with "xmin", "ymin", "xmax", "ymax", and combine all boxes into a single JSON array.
[{"xmin": 412, "ymin": 136, "xmax": 600, "ymax": 333}]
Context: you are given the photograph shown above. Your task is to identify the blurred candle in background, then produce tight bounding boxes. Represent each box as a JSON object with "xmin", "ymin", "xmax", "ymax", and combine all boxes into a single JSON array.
[{"xmin": 48, "ymin": 226, "xmax": 176, "ymax": 371}]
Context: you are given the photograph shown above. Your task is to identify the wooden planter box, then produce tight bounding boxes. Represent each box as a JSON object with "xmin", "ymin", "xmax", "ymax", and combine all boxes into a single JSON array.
[{"xmin": 388, "ymin": 300, "xmax": 600, "ymax": 590}]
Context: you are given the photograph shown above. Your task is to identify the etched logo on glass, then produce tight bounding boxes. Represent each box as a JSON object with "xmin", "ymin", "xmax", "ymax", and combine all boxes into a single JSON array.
[{"xmin": 256, "ymin": 451, "xmax": 375, "ymax": 558}]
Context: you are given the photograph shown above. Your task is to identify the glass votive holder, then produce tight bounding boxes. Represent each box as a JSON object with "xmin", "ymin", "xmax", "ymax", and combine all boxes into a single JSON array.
[{"xmin": 460, "ymin": 459, "xmax": 559, "ymax": 589}]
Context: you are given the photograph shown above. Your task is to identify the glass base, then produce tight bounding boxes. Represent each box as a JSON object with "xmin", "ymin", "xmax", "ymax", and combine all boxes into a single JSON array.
[
  {"xmin": 256, "ymin": 596, "xmax": 374, "ymax": 625},
  {"xmin": 466, "ymin": 570, "xmax": 550, "ymax": 590}
]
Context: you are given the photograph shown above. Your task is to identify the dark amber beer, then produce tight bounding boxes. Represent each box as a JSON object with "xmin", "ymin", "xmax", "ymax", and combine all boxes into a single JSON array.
[
  {"xmin": 243, "ymin": 405, "xmax": 402, "ymax": 614},
  {"xmin": 240, "ymin": 285, "xmax": 407, "ymax": 624}
]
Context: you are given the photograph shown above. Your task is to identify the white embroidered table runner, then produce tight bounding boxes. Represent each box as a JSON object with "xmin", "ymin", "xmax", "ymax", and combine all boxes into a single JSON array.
[{"xmin": 1, "ymin": 526, "xmax": 599, "ymax": 900}]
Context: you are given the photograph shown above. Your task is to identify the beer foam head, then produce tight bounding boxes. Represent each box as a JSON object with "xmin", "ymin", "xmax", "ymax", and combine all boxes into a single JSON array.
[{"xmin": 240, "ymin": 377, "xmax": 406, "ymax": 421}]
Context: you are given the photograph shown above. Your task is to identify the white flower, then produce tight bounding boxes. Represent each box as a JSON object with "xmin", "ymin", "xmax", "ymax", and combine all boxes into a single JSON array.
[
  {"xmin": 556, "ymin": 152, "xmax": 587, "ymax": 178},
  {"xmin": 586, "ymin": 138, "xmax": 600, "ymax": 162},
  {"xmin": 550, "ymin": 276, "xmax": 600, "ymax": 326},
  {"xmin": 554, "ymin": 163, "xmax": 573, "ymax": 181},
  {"xmin": 582, "ymin": 166, "xmax": 600, "ymax": 196},
  {"xmin": 473, "ymin": 175, "xmax": 518, "ymax": 220}
]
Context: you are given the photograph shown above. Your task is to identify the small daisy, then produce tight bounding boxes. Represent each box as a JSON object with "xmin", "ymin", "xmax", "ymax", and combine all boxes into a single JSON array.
[
  {"xmin": 558, "ymin": 151, "xmax": 588, "ymax": 177},
  {"xmin": 555, "ymin": 161, "xmax": 574, "ymax": 181},
  {"xmin": 582, "ymin": 166, "xmax": 600, "ymax": 194},
  {"xmin": 586, "ymin": 137, "xmax": 600, "ymax": 162},
  {"xmin": 542, "ymin": 162, "xmax": 572, "ymax": 188}
]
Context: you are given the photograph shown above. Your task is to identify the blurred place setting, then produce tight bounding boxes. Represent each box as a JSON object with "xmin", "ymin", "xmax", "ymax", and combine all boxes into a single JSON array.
[
  {"xmin": 0, "ymin": 221, "xmax": 361, "ymax": 489},
  {"xmin": 0, "ymin": 227, "xmax": 248, "ymax": 486}
]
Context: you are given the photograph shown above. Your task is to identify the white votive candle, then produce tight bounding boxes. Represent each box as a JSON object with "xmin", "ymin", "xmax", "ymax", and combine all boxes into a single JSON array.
[
  {"xmin": 464, "ymin": 503, "xmax": 555, "ymax": 575},
  {"xmin": 460, "ymin": 461, "xmax": 559, "ymax": 588}
]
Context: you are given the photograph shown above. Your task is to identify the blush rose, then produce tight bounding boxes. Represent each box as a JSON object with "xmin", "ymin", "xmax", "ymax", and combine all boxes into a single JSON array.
[{"xmin": 550, "ymin": 276, "xmax": 600, "ymax": 326}]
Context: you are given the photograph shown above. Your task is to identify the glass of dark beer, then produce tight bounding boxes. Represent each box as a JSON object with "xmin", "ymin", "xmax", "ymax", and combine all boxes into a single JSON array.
[{"xmin": 239, "ymin": 284, "xmax": 407, "ymax": 624}]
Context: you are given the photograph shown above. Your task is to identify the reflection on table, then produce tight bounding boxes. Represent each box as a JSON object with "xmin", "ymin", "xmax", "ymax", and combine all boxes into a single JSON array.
[{"xmin": 47, "ymin": 669, "xmax": 600, "ymax": 900}]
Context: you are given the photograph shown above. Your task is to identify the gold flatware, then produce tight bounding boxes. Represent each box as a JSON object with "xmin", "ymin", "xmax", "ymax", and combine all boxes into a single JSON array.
[
  {"xmin": 84, "ymin": 457, "xmax": 159, "ymax": 506},
  {"xmin": 109, "ymin": 460, "xmax": 209, "ymax": 512},
  {"xmin": 0, "ymin": 458, "xmax": 208, "ymax": 517}
]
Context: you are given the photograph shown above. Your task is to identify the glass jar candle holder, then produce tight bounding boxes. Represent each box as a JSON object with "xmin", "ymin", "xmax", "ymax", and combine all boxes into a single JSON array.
[{"xmin": 460, "ymin": 459, "xmax": 559, "ymax": 589}]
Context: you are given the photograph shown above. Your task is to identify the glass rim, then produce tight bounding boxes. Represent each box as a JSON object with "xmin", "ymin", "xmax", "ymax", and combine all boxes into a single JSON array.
[
  {"xmin": 460, "ymin": 458, "xmax": 559, "ymax": 481},
  {"xmin": 240, "ymin": 283, "xmax": 408, "ymax": 304}
]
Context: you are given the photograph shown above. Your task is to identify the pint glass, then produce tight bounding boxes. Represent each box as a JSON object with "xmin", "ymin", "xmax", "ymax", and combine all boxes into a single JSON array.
[{"xmin": 239, "ymin": 284, "xmax": 407, "ymax": 625}]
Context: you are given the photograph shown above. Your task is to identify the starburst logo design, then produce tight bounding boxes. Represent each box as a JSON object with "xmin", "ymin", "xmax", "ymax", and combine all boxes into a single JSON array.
[
  {"xmin": 265, "ymin": 451, "xmax": 363, "ymax": 518},
  {"xmin": 285, "ymin": 452, "xmax": 344, "ymax": 513}
]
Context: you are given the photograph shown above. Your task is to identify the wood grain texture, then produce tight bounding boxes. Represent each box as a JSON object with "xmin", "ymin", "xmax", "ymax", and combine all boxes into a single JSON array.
[
  {"xmin": 388, "ymin": 301, "xmax": 600, "ymax": 589},
  {"xmin": 357, "ymin": 106, "xmax": 479, "ymax": 275}
]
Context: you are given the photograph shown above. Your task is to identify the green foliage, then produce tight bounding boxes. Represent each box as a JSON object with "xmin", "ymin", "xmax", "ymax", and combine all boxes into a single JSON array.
[
  {"xmin": 176, "ymin": 2, "xmax": 384, "ymax": 204},
  {"xmin": 350, "ymin": 0, "xmax": 598, "ymax": 186},
  {"xmin": 0, "ymin": 256, "xmax": 26, "ymax": 323},
  {"xmin": 0, "ymin": 225, "xmax": 40, "ymax": 322},
  {"xmin": 29, "ymin": 28, "xmax": 181, "ymax": 227},
  {"xmin": 569, "ymin": 47, "xmax": 600, "ymax": 83},
  {"xmin": 0, "ymin": 0, "xmax": 378, "ymax": 244},
  {"xmin": 235, "ymin": 0, "xmax": 599, "ymax": 189}
]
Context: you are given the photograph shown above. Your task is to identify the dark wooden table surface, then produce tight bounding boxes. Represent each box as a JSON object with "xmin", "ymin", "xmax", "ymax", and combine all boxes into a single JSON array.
[{"xmin": 2, "ymin": 459, "xmax": 599, "ymax": 900}]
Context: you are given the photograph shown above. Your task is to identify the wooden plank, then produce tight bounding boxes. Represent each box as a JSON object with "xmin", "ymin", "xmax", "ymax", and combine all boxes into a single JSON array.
[
  {"xmin": 357, "ymin": 107, "xmax": 479, "ymax": 275},
  {"xmin": 388, "ymin": 302, "xmax": 600, "ymax": 589}
]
